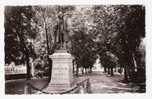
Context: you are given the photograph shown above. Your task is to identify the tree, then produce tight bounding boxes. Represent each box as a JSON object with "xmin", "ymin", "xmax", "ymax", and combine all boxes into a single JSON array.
[
  {"xmin": 104, "ymin": 5, "xmax": 145, "ymax": 82},
  {"xmin": 32, "ymin": 6, "xmax": 75, "ymax": 79},
  {"xmin": 5, "ymin": 6, "xmax": 37, "ymax": 79},
  {"xmin": 70, "ymin": 28, "xmax": 97, "ymax": 76},
  {"xmin": 92, "ymin": 6, "xmax": 122, "ymax": 76},
  {"xmin": 92, "ymin": 5, "xmax": 145, "ymax": 81},
  {"xmin": 68, "ymin": 6, "xmax": 97, "ymax": 75},
  {"xmin": 118, "ymin": 5, "xmax": 145, "ymax": 82},
  {"xmin": 33, "ymin": 5, "xmax": 75, "ymax": 53}
]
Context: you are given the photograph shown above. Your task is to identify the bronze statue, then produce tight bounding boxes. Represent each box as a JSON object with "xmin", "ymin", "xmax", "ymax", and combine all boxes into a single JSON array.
[{"xmin": 55, "ymin": 11, "xmax": 68, "ymax": 49}]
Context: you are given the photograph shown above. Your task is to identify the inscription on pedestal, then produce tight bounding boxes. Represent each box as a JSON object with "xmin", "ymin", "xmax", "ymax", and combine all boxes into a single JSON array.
[{"xmin": 51, "ymin": 64, "xmax": 70, "ymax": 84}]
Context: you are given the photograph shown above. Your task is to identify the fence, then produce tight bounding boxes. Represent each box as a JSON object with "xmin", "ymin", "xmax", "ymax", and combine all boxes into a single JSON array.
[
  {"xmin": 27, "ymin": 78, "xmax": 91, "ymax": 94},
  {"xmin": 5, "ymin": 65, "xmax": 27, "ymax": 75}
]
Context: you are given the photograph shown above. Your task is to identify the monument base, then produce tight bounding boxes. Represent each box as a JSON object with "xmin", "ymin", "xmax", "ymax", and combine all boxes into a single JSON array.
[
  {"xmin": 43, "ymin": 83, "xmax": 76, "ymax": 93},
  {"xmin": 43, "ymin": 49, "xmax": 74, "ymax": 93}
]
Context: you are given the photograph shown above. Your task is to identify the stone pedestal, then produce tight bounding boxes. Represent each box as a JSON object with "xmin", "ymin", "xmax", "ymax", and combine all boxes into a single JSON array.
[{"xmin": 44, "ymin": 49, "xmax": 74, "ymax": 92}]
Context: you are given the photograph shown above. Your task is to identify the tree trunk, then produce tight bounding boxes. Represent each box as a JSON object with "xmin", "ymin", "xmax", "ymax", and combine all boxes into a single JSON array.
[
  {"xmin": 104, "ymin": 67, "xmax": 107, "ymax": 73},
  {"xmin": 108, "ymin": 68, "xmax": 110, "ymax": 74},
  {"xmin": 124, "ymin": 65, "xmax": 128, "ymax": 82},
  {"xmin": 132, "ymin": 53, "xmax": 137, "ymax": 72},
  {"xmin": 89, "ymin": 67, "xmax": 92, "ymax": 73},
  {"xmin": 110, "ymin": 67, "xmax": 114, "ymax": 76},
  {"xmin": 72, "ymin": 60, "xmax": 75, "ymax": 75},
  {"xmin": 114, "ymin": 67, "xmax": 117, "ymax": 72},
  {"xmin": 26, "ymin": 57, "xmax": 31, "ymax": 80},
  {"xmin": 16, "ymin": 31, "xmax": 31, "ymax": 80},
  {"xmin": 44, "ymin": 21, "xmax": 50, "ymax": 55},
  {"xmin": 82, "ymin": 67, "xmax": 84, "ymax": 75},
  {"xmin": 48, "ymin": 59, "xmax": 52, "ymax": 82},
  {"xmin": 76, "ymin": 66, "xmax": 79, "ymax": 77}
]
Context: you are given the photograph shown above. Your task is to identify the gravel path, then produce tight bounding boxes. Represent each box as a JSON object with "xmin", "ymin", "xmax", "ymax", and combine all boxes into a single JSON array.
[{"xmin": 77, "ymin": 71, "xmax": 133, "ymax": 93}]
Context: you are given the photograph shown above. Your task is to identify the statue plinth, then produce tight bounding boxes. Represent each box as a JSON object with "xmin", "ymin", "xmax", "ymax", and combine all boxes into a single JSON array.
[{"xmin": 43, "ymin": 49, "xmax": 74, "ymax": 93}]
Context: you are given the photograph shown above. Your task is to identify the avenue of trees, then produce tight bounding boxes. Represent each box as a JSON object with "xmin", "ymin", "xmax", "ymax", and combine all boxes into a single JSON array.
[{"xmin": 5, "ymin": 5, "xmax": 145, "ymax": 83}]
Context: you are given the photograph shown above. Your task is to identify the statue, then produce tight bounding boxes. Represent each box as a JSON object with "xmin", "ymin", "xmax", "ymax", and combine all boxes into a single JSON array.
[{"xmin": 55, "ymin": 11, "xmax": 68, "ymax": 49}]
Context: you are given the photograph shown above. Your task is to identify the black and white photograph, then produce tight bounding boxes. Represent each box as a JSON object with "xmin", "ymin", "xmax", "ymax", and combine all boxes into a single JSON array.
[{"xmin": 4, "ymin": 4, "xmax": 146, "ymax": 95}]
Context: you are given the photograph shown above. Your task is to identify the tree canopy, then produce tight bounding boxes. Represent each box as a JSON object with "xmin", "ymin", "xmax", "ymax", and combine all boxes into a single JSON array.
[{"xmin": 5, "ymin": 5, "xmax": 145, "ymax": 81}]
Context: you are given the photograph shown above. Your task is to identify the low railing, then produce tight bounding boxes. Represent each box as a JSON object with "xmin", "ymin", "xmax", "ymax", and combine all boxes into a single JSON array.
[
  {"xmin": 75, "ymin": 78, "xmax": 91, "ymax": 94},
  {"xmin": 60, "ymin": 78, "xmax": 91, "ymax": 94},
  {"xmin": 27, "ymin": 78, "xmax": 91, "ymax": 94},
  {"xmin": 26, "ymin": 83, "xmax": 51, "ymax": 94}
]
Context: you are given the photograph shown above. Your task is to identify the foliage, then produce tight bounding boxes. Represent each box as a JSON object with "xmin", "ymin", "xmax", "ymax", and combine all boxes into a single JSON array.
[
  {"xmin": 5, "ymin": 6, "xmax": 37, "ymax": 65},
  {"xmin": 5, "ymin": 5, "xmax": 145, "ymax": 81},
  {"xmin": 71, "ymin": 29, "xmax": 97, "ymax": 70},
  {"xmin": 69, "ymin": 7, "xmax": 97, "ymax": 74},
  {"xmin": 5, "ymin": 6, "xmax": 38, "ymax": 79},
  {"xmin": 92, "ymin": 5, "xmax": 145, "ymax": 80}
]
